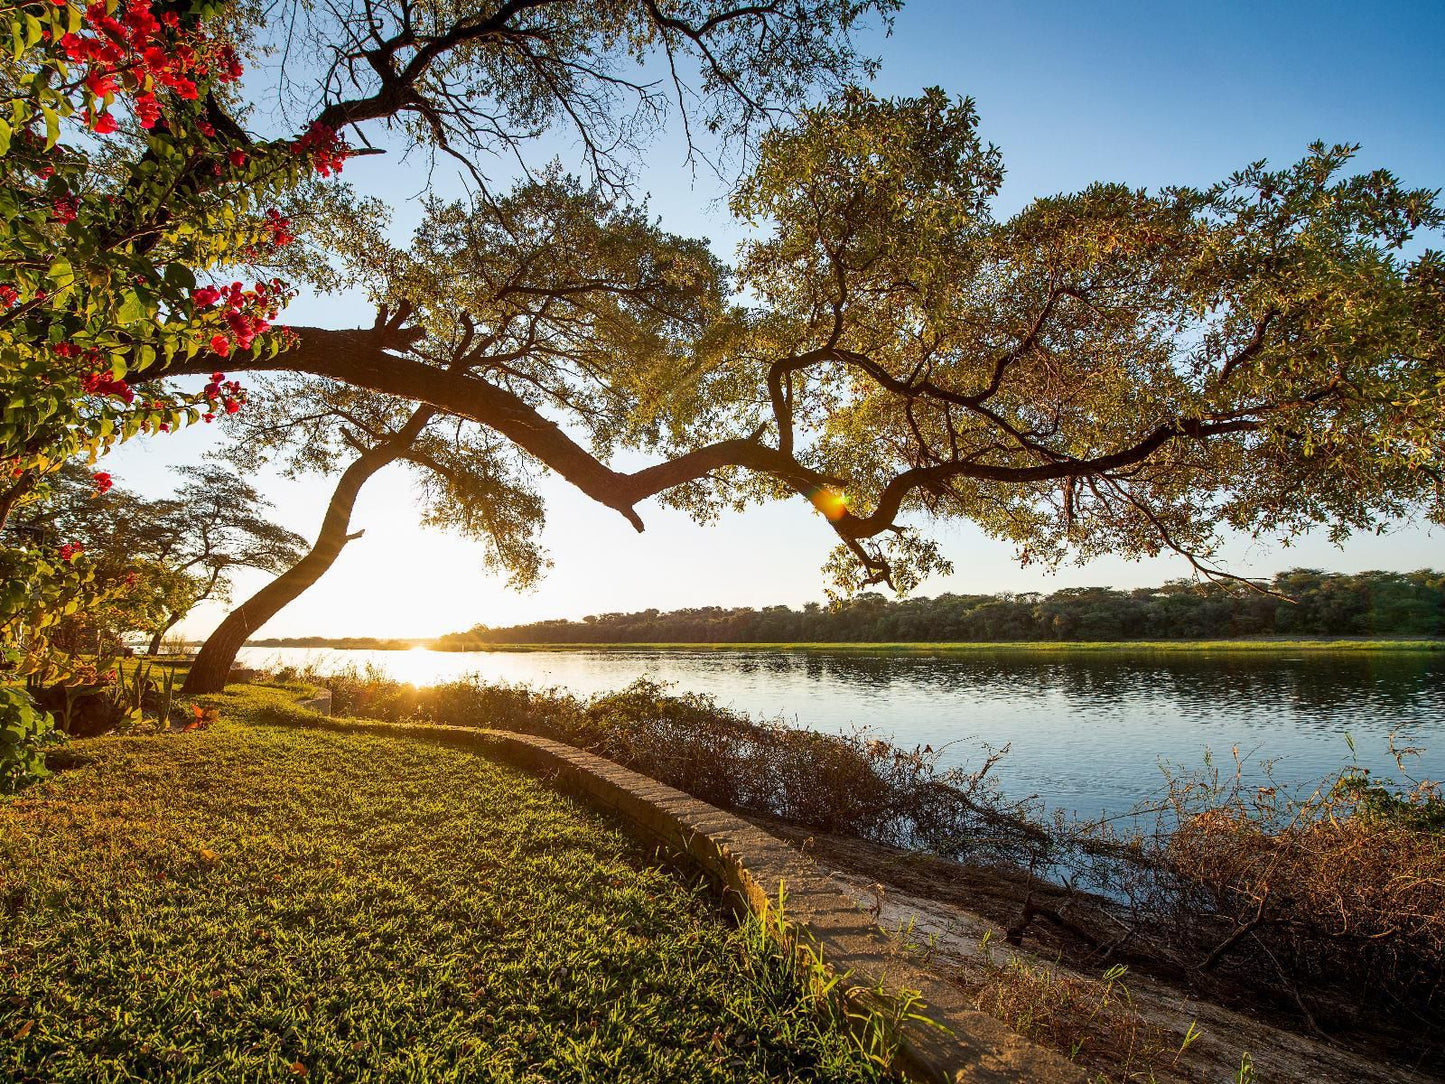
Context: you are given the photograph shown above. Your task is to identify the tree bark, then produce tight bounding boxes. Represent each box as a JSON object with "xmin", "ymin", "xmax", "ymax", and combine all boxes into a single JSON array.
[
  {"xmin": 181, "ymin": 407, "xmax": 433, "ymax": 694},
  {"xmin": 147, "ymin": 614, "xmax": 179, "ymax": 656}
]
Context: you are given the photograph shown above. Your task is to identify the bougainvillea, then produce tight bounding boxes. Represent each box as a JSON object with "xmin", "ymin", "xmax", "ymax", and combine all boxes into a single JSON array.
[{"xmin": 0, "ymin": 0, "xmax": 340, "ymax": 691}]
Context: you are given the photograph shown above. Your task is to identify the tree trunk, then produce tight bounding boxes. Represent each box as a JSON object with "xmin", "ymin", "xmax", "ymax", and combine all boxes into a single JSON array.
[
  {"xmin": 150, "ymin": 564, "xmax": 224, "ymax": 655},
  {"xmin": 181, "ymin": 407, "xmax": 433, "ymax": 694},
  {"xmin": 146, "ymin": 614, "xmax": 179, "ymax": 656}
]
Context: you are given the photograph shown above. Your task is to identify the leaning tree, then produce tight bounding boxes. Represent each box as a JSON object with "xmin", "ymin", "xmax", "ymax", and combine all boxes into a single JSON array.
[
  {"xmin": 0, "ymin": 0, "xmax": 896, "ymax": 777},
  {"xmin": 168, "ymin": 87, "xmax": 1443, "ymax": 691},
  {"xmin": 183, "ymin": 174, "xmax": 727, "ymax": 688}
]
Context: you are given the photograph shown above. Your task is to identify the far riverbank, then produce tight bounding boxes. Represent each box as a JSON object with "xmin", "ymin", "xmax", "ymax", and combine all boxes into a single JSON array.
[{"xmin": 232, "ymin": 636, "xmax": 1445, "ymax": 653}]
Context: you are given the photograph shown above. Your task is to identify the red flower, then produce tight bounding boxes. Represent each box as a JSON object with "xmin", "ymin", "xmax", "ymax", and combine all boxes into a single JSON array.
[
  {"xmin": 58, "ymin": 542, "xmax": 84, "ymax": 562},
  {"xmin": 59, "ymin": 32, "xmax": 91, "ymax": 61},
  {"xmin": 210, "ymin": 334, "xmax": 230, "ymax": 356},
  {"xmin": 92, "ymin": 471, "xmax": 113, "ymax": 494},
  {"xmin": 216, "ymin": 44, "xmax": 243, "ymax": 81},
  {"xmin": 192, "ymin": 286, "xmax": 221, "ymax": 307},
  {"xmin": 88, "ymin": 110, "xmax": 118, "ymax": 134},
  {"xmin": 203, "ymin": 412, "xmax": 215, "ymax": 423},
  {"xmin": 0, "ymin": 286, "xmax": 17, "ymax": 307},
  {"xmin": 210, "ymin": 370, "xmax": 224, "ymax": 382},
  {"xmin": 197, "ymin": 120, "xmax": 215, "ymax": 137},
  {"xmin": 85, "ymin": 70, "xmax": 119, "ymax": 97},
  {"xmin": 82, "ymin": 371, "xmax": 137, "ymax": 403},
  {"xmin": 262, "ymin": 209, "xmax": 295, "ymax": 247},
  {"xmin": 133, "ymin": 93, "xmax": 160, "ymax": 129},
  {"xmin": 291, "ymin": 121, "xmax": 349, "ymax": 177},
  {"xmin": 223, "ymin": 397, "xmax": 241, "ymax": 414},
  {"xmin": 228, "ymin": 149, "xmax": 248, "ymax": 169},
  {"xmin": 52, "ymin": 197, "xmax": 79, "ymax": 224}
]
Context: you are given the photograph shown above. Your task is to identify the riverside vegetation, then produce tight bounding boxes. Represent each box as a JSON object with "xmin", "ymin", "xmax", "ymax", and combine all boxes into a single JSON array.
[{"xmin": 293, "ymin": 663, "xmax": 1445, "ymax": 1077}]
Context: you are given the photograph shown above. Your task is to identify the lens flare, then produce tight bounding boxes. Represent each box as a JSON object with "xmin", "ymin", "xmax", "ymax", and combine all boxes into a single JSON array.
[{"xmin": 809, "ymin": 487, "xmax": 848, "ymax": 522}]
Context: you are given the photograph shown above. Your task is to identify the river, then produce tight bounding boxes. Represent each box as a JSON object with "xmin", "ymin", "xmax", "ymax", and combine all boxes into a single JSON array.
[{"xmin": 234, "ymin": 645, "xmax": 1444, "ymax": 819}]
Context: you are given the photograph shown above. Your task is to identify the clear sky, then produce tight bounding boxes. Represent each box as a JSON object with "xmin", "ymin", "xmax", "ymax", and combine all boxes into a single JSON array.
[{"xmin": 100, "ymin": 0, "xmax": 1445, "ymax": 639}]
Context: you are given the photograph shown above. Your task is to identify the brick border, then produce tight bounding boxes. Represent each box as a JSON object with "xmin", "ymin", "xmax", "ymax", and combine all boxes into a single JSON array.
[{"xmin": 278, "ymin": 714, "xmax": 1085, "ymax": 1084}]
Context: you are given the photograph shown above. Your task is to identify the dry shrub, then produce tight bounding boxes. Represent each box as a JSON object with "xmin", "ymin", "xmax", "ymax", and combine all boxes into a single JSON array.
[
  {"xmin": 1133, "ymin": 755, "xmax": 1445, "ymax": 1025},
  {"xmin": 979, "ymin": 959, "xmax": 1186, "ymax": 1083}
]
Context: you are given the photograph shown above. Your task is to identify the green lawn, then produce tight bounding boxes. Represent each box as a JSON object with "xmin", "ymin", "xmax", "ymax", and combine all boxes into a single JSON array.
[{"xmin": 0, "ymin": 691, "xmax": 890, "ymax": 1083}]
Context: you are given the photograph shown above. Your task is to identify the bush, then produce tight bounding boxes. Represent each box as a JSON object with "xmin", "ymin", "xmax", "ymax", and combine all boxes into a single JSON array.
[
  {"xmin": 1131, "ymin": 755, "xmax": 1445, "ymax": 1024},
  {"xmin": 0, "ymin": 687, "xmax": 64, "ymax": 793}
]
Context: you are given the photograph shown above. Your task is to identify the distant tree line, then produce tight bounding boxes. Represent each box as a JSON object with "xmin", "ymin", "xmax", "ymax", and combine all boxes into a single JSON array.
[
  {"xmin": 244, "ymin": 637, "xmax": 422, "ymax": 651},
  {"xmin": 437, "ymin": 569, "xmax": 1445, "ymax": 646}
]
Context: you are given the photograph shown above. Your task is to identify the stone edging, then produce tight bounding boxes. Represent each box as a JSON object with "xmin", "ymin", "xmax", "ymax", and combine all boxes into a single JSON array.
[{"xmin": 281, "ymin": 714, "xmax": 1085, "ymax": 1084}]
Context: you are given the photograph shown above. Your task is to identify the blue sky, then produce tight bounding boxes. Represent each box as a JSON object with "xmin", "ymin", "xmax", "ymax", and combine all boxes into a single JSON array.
[{"xmin": 102, "ymin": 1, "xmax": 1445, "ymax": 638}]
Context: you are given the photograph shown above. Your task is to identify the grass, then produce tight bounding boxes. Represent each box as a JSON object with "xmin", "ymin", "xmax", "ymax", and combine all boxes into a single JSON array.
[
  {"xmin": 0, "ymin": 684, "xmax": 894, "ymax": 1084},
  {"xmin": 428, "ymin": 638, "xmax": 1442, "ymax": 654}
]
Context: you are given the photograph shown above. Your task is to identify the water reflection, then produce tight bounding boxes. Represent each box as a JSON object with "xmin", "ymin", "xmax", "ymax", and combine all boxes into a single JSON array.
[{"xmin": 236, "ymin": 645, "xmax": 1443, "ymax": 819}]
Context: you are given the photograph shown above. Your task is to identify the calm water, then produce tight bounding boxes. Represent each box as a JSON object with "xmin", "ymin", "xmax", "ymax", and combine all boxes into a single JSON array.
[{"xmin": 235, "ymin": 646, "xmax": 1445, "ymax": 818}]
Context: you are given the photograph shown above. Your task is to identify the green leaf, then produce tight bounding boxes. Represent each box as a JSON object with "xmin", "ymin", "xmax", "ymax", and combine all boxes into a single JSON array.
[
  {"xmin": 0, "ymin": 117, "xmax": 10, "ymax": 156},
  {"xmin": 41, "ymin": 105, "xmax": 59, "ymax": 151},
  {"xmin": 116, "ymin": 291, "xmax": 147, "ymax": 324},
  {"xmin": 163, "ymin": 263, "xmax": 196, "ymax": 292},
  {"xmin": 46, "ymin": 257, "xmax": 74, "ymax": 291}
]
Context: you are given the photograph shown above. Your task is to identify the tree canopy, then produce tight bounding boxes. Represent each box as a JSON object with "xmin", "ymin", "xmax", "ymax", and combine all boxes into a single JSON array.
[{"xmin": 163, "ymin": 89, "xmax": 1444, "ymax": 601}]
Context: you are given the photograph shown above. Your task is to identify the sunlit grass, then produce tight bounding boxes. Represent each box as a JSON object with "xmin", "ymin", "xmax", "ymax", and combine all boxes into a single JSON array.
[{"xmin": 0, "ymin": 692, "xmax": 891, "ymax": 1084}]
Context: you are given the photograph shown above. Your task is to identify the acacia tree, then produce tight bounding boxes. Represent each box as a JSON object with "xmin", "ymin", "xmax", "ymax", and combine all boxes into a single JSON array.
[
  {"xmin": 134, "ymin": 464, "xmax": 309, "ymax": 651},
  {"xmin": 167, "ymin": 89, "xmax": 1443, "ymax": 699},
  {"xmin": 183, "ymin": 174, "xmax": 728, "ymax": 689},
  {"xmin": 6, "ymin": 461, "xmax": 306, "ymax": 652}
]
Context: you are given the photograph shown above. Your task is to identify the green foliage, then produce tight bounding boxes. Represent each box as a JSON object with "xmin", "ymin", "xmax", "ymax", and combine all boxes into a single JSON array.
[
  {"xmin": 0, "ymin": 685, "xmax": 61, "ymax": 793},
  {"xmin": 1332, "ymin": 766, "xmax": 1445, "ymax": 831},
  {"xmin": 722, "ymin": 90, "xmax": 1445, "ymax": 589}
]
